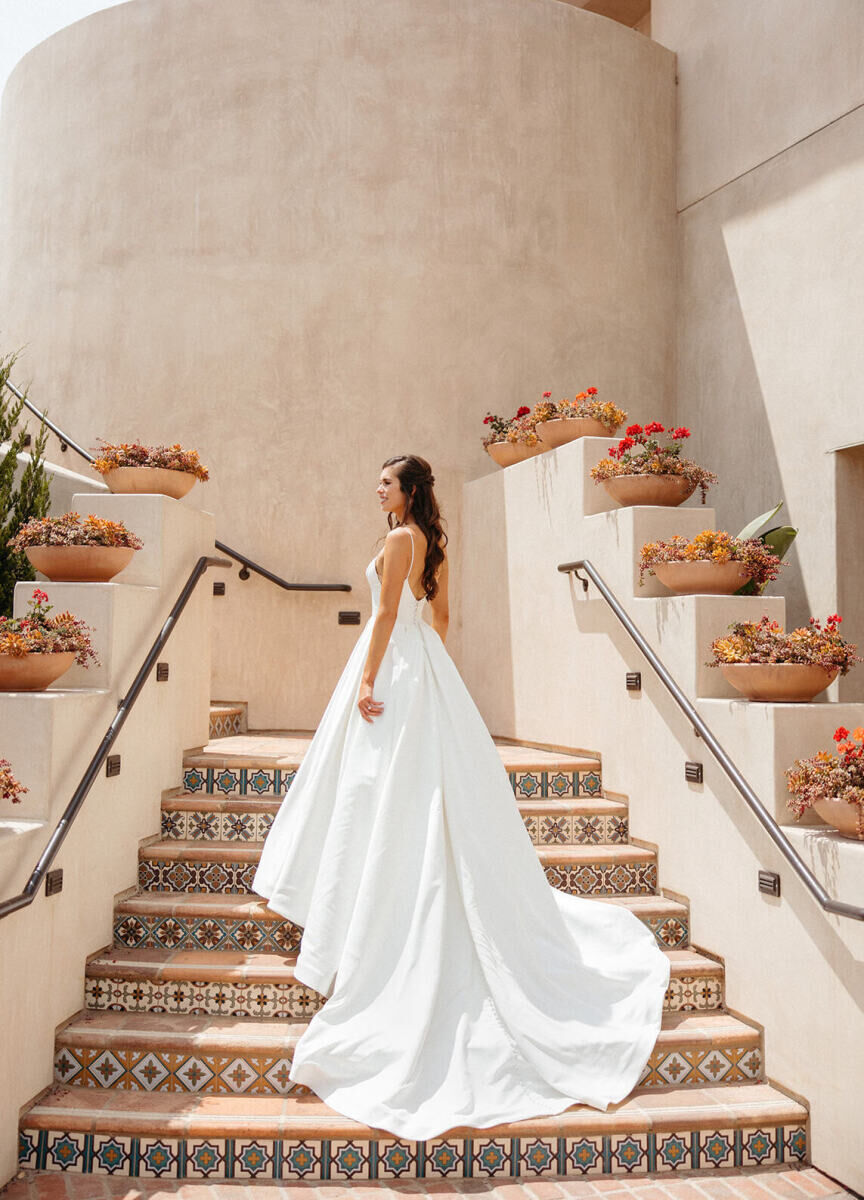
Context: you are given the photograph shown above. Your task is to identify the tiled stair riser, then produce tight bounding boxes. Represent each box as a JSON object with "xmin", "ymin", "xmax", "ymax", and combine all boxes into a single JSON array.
[
  {"xmin": 53, "ymin": 1041, "xmax": 762, "ymax": 1095},
  {"xmin": 137, "ymin": 858, "xmax": 657, "ymax": 898},
  {"xmin": 181, "ymin": 766, "xmax": 603, "ymax": 800},
  {"xmin": 208, "ymin": 708, "xmax": 245, "ymax": 740},
  {"xmin": 18, "ymin": 1124, "xmax": 807, "ymax": 1180},
  {"xmin": 112, "ymin": 909, "xmax": 689, "ymax": 954},
  {"xmin": 83, "ymin": 969, "xmax": 723, "ymax": 1018},
  {"xmin": 161, "ymin": 807, "xmax": 630, "ymax": 847}
]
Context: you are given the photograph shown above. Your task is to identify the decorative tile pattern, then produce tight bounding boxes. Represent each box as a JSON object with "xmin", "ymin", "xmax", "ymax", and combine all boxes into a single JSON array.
[
  {"xmin": 56, "ymin": 1043, "xmax": 304, "ymax": 1095},
  {"xmin": 376, "ymin": 1140, "xmax": 418, "ymax": 1180},
  {"xmin": 183, "ymin": 766, "xmax": 295, "ymax": 797},
  {"xmin": 23, "ymin": 1124, "xmax": 807, "ymax": 1179},
  {"xmin": 521, "ymin": 813, "xmax": 630, "ymax": 846},
  {"xmin": 647, "ymin": 913, "xmax": 690, "ymax": 949},
  {"xmin": 85, "ymin": 974, "xmax": 324, "ymax": 1019},
  {"xmin": 138, "ymin": 858, "xmax": 257, "ymax": 893},
  {"xmin": 161, "ymin": 809, "xmax": 276, "ymax": 841},
  {"xmin": 114, "ymin": 910, "xmax": 303, "ymax": 954},
  {"xmin": 566, "ymin": 1136, "xmax": 604, "ymax": 1176},
  {"xmin": 610, "ymin": 1133, "xmax": 649, "ymax": 1175},
  {"xmin": 664, "ymin": 972, "xmax": 724, "ymax": 1012},
  {"xmin": 639, "ymin": 1042, "xmax": 761, "ymax": 1088},
  {"xmin": 510, "ymin": 769, "xmax": 601, "ymax": 799},
  {"xmin": 786, "ymin": 1127, "xmax": 808, "ymax": 1163},
  {"xmin": 699, "ymin": 1129, "xmax": 735, "ymax": 1168},
  {"xmin": 209, "ymin": 709, "xmax": 244, "ymax": 739},
  {"xmin": 425, "ymin": 1140, "xmax": 465, "ymax": 1177},
  {"xmin": 543, "ymin": 860, "xmax": 657, "ymax": 896},
  {"xmin": 519, "ymin": 1137, "xmax": 558, "ymax": 1177}
]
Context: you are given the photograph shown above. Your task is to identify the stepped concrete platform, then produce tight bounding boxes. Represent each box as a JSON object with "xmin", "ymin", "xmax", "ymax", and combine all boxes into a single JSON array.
[
  {"xmin": 54, "ymin": 1009, "xmax": 762, "ymax": 1095},
  {"xmin": 83, "ymin": 947, "xmax": 724, "ymax": 1018},
  {"xmin": 18, "ymin": 1083, "xmax": 807, "ymax": 1180},
  {"xmin": 17, "ymin": 727, "xmax": 810, "ymax": 1183}
]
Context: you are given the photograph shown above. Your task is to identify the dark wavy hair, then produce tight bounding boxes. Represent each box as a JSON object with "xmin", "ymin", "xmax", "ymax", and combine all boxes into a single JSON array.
[{"xmin": 382, "ymin": 454, "xmax": 448, "ymax": 601}]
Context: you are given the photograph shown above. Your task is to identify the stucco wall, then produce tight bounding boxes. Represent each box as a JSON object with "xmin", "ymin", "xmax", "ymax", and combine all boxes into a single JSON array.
[
  {"xmin": 653, "ymin": 0, "xmax": 864, "ymax": 692},
  {"xmin": 0, "ymin": 0, "xmax": 676, "ymax": 727}
]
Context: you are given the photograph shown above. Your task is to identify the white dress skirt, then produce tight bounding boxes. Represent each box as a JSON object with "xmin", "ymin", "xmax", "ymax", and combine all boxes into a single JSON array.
[{"xmin": 252, "ymin": 556, "xmax": 670, "ymax": 1140}]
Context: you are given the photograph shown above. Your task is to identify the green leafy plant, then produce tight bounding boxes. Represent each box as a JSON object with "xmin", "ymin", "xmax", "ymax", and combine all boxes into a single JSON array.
[
  {"xmin": 734, "ymin": 502, "xmax": 797, "ymax": 595},
  {"xmin": 10, "ymin": 512, "xmax": 143, "ymax": 550},
  {"xmin": 0, "ymin": 352, "xmax": 51, "ymax": 616},
  {"xmin": 0, "ymin": 587, "xmax": 99, "ymax": 667}
]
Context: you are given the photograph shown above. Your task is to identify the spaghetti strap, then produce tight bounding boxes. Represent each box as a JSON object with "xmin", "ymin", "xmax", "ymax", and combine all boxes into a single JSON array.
[{"xmin": 407, "ymin": 531, "xmax": 415, "ymax": 579}]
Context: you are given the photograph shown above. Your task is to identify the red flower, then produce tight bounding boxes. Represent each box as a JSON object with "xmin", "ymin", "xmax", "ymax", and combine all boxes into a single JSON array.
[
  {"xmin": 834, "ymin": 726, "xmax": 850, "ymax": 742},
  {"xmin": 625, "ymin": 424, "xmax": 643, "ymax": 437},
  {"xmin": 32, "ymin": 589, "xmax": 49, "ymax": 603},
  {"xmin": 515, "ymin": 406, "xmax": 531, "ymax": 418},
  {"xmin": 542, "ymin": 391, "xmax": 552, "ymax": 398},
  {"xmin": 483, "ymin": 416, "xmax": 491, "ymax": 424},
  {"xmin": 618, "ymin": 436, "xmax": 635, "ymax": 453},
  {"xmin": 586, "ymin": 387, "xmax": 598, "ymax": 395},
  {"xmin": 828, "ymin": 613, "xmax": 842, "ymax": 625},
  {"xmin": 607, "ymin": 445, "xmax": 619, "ymax": 459},
  {"xmin": 645, "ymin": 421, "xmax": 665, "ymax": 435},
  {"xmin": 672, "ymin": 427, "xmax": 691, "ymax": 440}
]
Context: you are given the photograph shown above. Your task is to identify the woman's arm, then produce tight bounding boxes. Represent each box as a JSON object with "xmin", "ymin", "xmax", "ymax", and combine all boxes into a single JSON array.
[
  {"xmin": 428, "ymin": 555, "xmax": 449, "ymax": 644},
  {"xmin": 358, "ymin": 528, "xmax": 413, "ymax": 722}
]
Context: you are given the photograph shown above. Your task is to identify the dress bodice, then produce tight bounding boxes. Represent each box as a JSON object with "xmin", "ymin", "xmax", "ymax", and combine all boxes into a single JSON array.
[{"xmin": 366, "ymin": 558, "xmax": 426, "ymax": 626}]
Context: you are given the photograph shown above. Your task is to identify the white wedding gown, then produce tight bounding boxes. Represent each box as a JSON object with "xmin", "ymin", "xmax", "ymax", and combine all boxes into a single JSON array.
[{"xmin": 252, "ymin": 550, "xmax": 670, "ymax": 1140}]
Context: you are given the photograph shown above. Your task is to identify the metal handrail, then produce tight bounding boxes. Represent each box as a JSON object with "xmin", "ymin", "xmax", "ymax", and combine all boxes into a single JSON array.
[
  {"xmin": 0, "ymin": 554, "xmax": 231, "ymax": 921},
  {"xmin": 4, "ymin": 377, "xmax": 94, "ymax": 462},
  {"xmin": 215, "ymin": 541, "xmax": 351, "ymax": 592},
  {"xmin": 2, "ymin": 379, "xmax": 351, "ymax": 595},
  {"xmin": 558, "ymin": 557, "xmax": 864, "ymax": 923}
]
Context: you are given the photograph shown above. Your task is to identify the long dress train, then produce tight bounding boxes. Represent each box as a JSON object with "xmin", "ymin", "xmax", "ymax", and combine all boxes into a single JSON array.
[{"xmin": 252, "ymin": 553, "xmax": 670, "ymax": 1140}]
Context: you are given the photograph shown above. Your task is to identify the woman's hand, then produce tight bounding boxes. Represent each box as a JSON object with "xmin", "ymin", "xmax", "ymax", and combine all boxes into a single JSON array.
[{"xmin": 358, "ymin": 680, "xmax": 384, "ymax": 723}]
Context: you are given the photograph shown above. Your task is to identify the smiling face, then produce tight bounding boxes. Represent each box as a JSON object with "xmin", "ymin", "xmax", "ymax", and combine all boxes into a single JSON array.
[{"xmin": 377, "ymin": 464, "xmax": 408, "ymax": 519}]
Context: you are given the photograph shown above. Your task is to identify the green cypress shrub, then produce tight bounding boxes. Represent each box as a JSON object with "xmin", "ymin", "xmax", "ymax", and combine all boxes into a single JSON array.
[{"xmin": 0, "ymin": 352, "xmax": 51, "ymax": 616}]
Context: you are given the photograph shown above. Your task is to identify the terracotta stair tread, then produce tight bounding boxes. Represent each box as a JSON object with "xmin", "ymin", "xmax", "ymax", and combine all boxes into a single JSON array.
[
  {"xmin": 138, "ymin": 840, "xmax": 652, "ymax": 864},
  {"xmin": 183, "ymin": 733, "xmax": 600, "ymax": 774},
  {"xmin": 86, "ymin": 945, "xmax": 716, "ymax": 984},
  {"xmin": 21, "ymin": 1081, "xmax": 806, "ymax": 1138},
  {"xmin": 114, "ymin": 889, "xmax": 682, "ymax": 922},
  {"xmin": 56, "ymin": 1007, "xmax": 758, "ymax": 1055}
]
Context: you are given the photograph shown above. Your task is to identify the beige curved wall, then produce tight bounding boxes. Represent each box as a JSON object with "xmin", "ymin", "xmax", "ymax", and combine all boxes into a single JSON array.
[{"xmin": 0, "ymin": 0, "xmax": 676, "ymax": 727}]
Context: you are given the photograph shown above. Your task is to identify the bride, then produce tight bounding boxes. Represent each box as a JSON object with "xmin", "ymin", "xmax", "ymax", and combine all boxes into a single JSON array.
[{"xmin": 253, "ymin": 453, "xmax": 669, "ymax": 1140}]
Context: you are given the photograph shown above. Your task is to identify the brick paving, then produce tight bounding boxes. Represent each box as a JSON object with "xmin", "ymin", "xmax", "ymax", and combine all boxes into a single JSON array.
[{"xmin": 0, "ymin": 1165, "xmax": 855, "ymax": 1200}]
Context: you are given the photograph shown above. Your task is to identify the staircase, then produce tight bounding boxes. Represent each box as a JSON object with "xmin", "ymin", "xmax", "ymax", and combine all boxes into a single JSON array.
[{"xmin": 18, "ymin": 716, "xmax": 807, "ymax": 1183}]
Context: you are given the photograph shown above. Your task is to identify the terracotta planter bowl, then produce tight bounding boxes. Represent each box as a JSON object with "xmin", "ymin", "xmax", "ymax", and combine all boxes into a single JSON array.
[
  {"xmin": 100, "ymin": 467, "xmax": 198, "ymax": 499},
  {"xmin": 652, "ymin": 561, "xmax": 752, "ymax": 595},
  {"xmin": 25, "ymin": 544, "xmax": 137, "ymax": 583},
  {"xmin": 813, "ymin": 796, "xmax": 864, "ymax": 839},
  {"xmin": 602, "ymin": 474, "xmax": 696, "ymax": 508},
  {"xmin": 536, "ymin": 417, "xmax": 614, "ymax": 448},
  {"xmin": 0, "ymin": 651, "xmax": 75, "ymax": 691},
  {"xmin": 485, "ymin": 442, "xmax": 544, "ymax": 468},
  {"xmin": 719, "ymin": 663, "xmax": 838, "ymax": 702}
]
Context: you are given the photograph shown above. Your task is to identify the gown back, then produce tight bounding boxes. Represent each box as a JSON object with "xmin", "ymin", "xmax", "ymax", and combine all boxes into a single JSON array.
[{"xmin": 252, "ymin": 547, "xmax": 670, "ymax": 1140}]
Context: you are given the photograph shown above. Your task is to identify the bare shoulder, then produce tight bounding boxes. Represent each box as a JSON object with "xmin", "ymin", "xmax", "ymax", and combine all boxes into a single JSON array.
[{"xmin": 384, "ymin": 526, "xmax": 414, "ymax": 555}]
